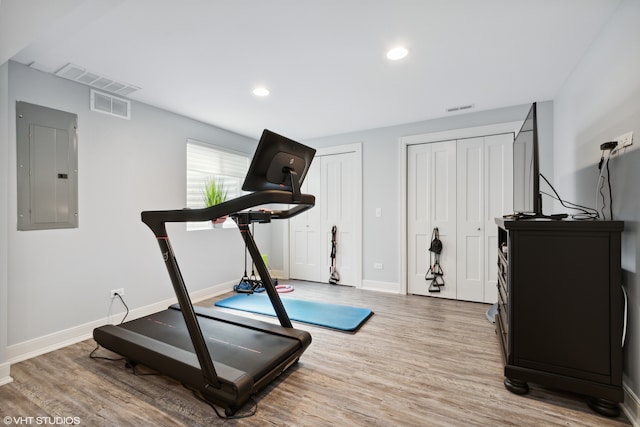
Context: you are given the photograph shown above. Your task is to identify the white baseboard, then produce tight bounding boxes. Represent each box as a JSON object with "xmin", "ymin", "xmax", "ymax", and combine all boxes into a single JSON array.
[
  {"xmin": 361, "ymin": 279, "xmax": 401, "ymax": 294},
  {"xmin": 623, "ymin": 381, "xmax": 640, "ymax": 427},
  {"xmin": 0, "ymin": 361, "xmax": 13, "ymax": 385},
  {"xmin": 7, "ymin": 281, "xmax": 234, "ymax": 365}
]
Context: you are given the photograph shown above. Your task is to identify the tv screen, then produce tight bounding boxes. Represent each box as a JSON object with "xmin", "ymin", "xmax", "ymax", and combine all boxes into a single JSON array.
[
  {"xmin": 242, "ymin": 129, "xmax": 316, "ymax": 195},
  {"xmin": 512, "ymin": 103, "xmax": 542, "ymax": 216}
]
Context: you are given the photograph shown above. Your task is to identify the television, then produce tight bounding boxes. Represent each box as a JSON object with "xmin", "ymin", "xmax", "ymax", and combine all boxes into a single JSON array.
[
  {"xmin": 512, "ymin": 103, "xmax": 543, "ymax": 217},
  {"xmin": 242, "ymin": 129, "xmax": 316, "ymax": 200}
]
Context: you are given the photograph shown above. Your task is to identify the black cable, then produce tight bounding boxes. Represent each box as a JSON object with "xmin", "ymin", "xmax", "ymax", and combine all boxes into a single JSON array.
[
  {"xmin": 89, "ymin": 345, "xmax": 124, "ymax": 361},
  {"xmin": 606, "ymin": 156, "xmax": 613, "ymax": 220},
  {"xmin": 598, "ymin": 174, "xmax": 606, "ymax": 219},
  {"xmin": 89, "ymin": 292, "xmax": 130, "ymax": 361},
  {"xmin": 114, "ymin": 293, "xmax": 129, "ymax": 324},
  {"xmin": 540, "ymin": 191, "xmax": 599, "ymax": 220},
  {"xmin": 539, "ymin": 173, "xmax": 599, "ymax": 220},
  {"xmin": 185, "ymin": 385, "xmax": 258, "ymax": 419}
]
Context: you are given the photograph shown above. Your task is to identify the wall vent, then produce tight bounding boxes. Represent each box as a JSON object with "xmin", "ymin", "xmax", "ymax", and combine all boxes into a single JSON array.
[
  {"xmin": 55, "ymin": 63, "xmax": 140, "ymax": 96},
  {"xmin": 90, "ymin": 89, "xmax": 131, "ymax": 120},
  {"xmin": 446, "ymin": 104, "xmax": 475, "ymax": 113}
]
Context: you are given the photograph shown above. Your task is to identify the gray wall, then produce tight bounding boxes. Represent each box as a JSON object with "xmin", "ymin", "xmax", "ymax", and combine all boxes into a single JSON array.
[
  {"xmin": 554, "ymin": 0, "xmax": 640, "ymax": 407},
  {"xmin": 5, "ymin": 61, "xmax": 255, "ymax": 348},
  {"xmin": 301, "ymin": 103, "xmax": 550, "ymax": 286}
]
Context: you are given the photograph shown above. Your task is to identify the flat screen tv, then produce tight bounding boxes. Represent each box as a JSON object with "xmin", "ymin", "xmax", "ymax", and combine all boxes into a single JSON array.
[
  {"xmin": 242, "ymin": 129, "xmax": 316, "ymax": 199},
  {"xmin": 512, "ymin": 103, "xmax": 543, "ymax": 216}
]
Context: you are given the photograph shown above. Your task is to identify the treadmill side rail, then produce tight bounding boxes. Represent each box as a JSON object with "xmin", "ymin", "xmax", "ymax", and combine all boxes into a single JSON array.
[{"xmin": 93, "ymin": 325, "xmax": 253, "ymax": 406}]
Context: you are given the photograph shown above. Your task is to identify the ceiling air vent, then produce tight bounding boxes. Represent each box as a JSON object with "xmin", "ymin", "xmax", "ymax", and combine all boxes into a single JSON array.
[
  {"xmin": 446, "ymin": 104, "xmax": 475, "ymax": 113},
  {"xmin": 55, "ymin": 63, "xmax": 140, "ymax": 96},
  {"xmin": 90, "ymin": 89, "xmax": 131, "ymax": 120}
]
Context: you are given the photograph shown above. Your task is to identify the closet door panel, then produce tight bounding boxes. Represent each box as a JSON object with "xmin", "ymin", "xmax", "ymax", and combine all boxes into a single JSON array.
[
  {"xmin": 484, "ymin": 134, "xmax": 513, "ymax": 302},
  {"xmin": 407, "ymin": 144, "xmax": 432, "ymax": 295},
  {"xmin": 407, "ymin": 141, "xmax": 456, "ymax": 297},
  {"xmin": 457, "ymin": 138, "xmax": 485, "ymax": 302},
  {"xmin": 322, "ymin": 152, "xmax": 357, "ymax": 286}
]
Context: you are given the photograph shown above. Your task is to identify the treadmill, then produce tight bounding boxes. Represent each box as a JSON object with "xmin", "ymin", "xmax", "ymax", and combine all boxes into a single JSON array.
[{"xmin": 93, "ymin": 130, "xmax": 316, "ymax": 416}]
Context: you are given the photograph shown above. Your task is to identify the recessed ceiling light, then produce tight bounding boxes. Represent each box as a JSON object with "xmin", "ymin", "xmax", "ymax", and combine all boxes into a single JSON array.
[
  {"xmin": 386, "ymin": 46, "xmax": 408, "ymax": 61},
  {"xmin": 253, "ymin": 87, "xmax": 270, "ymax": 97}
]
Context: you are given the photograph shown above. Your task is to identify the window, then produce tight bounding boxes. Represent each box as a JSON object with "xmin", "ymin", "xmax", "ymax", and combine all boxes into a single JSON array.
[{"xmin": 186, "ymin": 139, "xmax": 250, "ymax": 230}]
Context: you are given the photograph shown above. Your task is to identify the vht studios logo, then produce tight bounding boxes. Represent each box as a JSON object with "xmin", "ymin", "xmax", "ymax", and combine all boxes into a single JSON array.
[{"xmin": 3, "ymin": 416, "xmax": 81, "ymax": 425}]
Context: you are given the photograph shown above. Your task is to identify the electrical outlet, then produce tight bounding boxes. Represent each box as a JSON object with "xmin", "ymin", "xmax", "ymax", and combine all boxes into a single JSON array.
[
  {"xmin": 110, "ymin": 288, "xmax": 125, "ymax": 298},
  {"xmin": 616, "ymin": 131, "xmax": 633, "ymax": 149},
  {"xmin": 374, "ymin": 263, "xmax": 383, "ymax": 270}
]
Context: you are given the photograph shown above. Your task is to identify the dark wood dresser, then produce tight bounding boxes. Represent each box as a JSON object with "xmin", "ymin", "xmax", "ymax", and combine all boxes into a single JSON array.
[{"xmin": 495, "ymin": 218, "xmax": 624, "ymax": 417}]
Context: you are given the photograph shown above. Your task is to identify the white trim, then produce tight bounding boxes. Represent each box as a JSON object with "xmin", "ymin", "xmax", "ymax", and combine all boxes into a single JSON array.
[
  {"xmin": 316, "ymin": 142, "xmax": 361, "ymax": 157},
  {"xmin": 400, "ymin": 122, "xmax": 523, "ymax": 146},
  {"xmin": 399, "ymin": 122, "xmax": 523, "ymax": 295},
  {"xmin": 361, "ymin": 279, "xmax": 401, "ymax": 294},
  {"xmin": 6, "ymin": 281, "xmax": 234, "ymax": 364},
  {"xmin": 285, "ymin": 142, "xmax": 363, "ymax": 288},
  {"xmin": 1, "ymin": 62, "xmax": 10, "ymax": 389},
  {"xmin": 0, "ymin": 362, "xmax": 12, "ymax": 386},
  {"xmin": 623, "ymin": 381, "xmax": 640, "ymax": 427}
]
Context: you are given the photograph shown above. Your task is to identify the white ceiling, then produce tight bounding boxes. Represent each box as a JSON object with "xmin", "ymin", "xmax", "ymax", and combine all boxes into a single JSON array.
[{"xmin": 4, "ymin": 0, "xmax": 622, "ymax": 140}]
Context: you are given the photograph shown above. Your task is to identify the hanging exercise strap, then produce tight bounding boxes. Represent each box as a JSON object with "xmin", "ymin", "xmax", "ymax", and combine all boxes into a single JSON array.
[
  {"xmin": 329, "ymin": 225, "xmax": 340, "ymax": 284},
  {"xmin": 425, "ymin": 227, "xmax": 445, "ymax": 292}
]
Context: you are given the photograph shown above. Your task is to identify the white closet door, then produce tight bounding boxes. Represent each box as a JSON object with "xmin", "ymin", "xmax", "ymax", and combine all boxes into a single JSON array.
[
  {"xmin": 289, "ymin": 150, "xmax": 359, "ymax": 285},
  {"xmin": 407, "ymin": 140, "xmax": 457, "ymax": 297},
  {"xmin": 407, "ymin": 144, "xmax": 431, "ymax": 295},
  {"xmin": 457, "ymin": 137, "xmax": 485, "ymax": 302},
  {"xmin": 484, "ymin": 134, "xmax": 513, "ymax": 302},
  {"xmin": 289, "ymin": 159, "xmax": 322, "ymax": 281},
  {"xmin": 457, "ymin": 134, "xmax": 513, "ymax": 303},
  {"xmin": 322, "ymin": 152, "xmax": 357, "ymax": 285}
]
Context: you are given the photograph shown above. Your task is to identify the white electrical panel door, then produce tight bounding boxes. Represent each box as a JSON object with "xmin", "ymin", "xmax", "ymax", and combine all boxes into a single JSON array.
[{"xmin": 16, "ymin": 101, "xmax": 78, "ymax": 231}]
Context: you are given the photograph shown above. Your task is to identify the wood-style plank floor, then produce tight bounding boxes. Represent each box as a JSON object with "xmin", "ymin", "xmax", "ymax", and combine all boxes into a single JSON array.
[{"xmin": 0, "ymin": 281, "xmax": 631, "ymax": 426}]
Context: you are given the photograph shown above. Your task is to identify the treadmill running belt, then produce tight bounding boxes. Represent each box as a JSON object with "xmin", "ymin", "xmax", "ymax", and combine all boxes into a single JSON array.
[{"xmin": 119, "ymin": 309, "xmax": 300, "ymax": 381}]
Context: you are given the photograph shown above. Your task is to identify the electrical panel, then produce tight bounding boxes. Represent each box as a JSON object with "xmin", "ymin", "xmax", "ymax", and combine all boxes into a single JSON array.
[{"xmin": 16, "ymin": 101, "xmax": 78, "ymax": 230}]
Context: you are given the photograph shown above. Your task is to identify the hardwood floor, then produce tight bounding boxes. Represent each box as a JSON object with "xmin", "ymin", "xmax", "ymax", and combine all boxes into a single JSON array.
[{"xmin": 0, "ymin": 281, "xmax": 631, "ymax": 426}]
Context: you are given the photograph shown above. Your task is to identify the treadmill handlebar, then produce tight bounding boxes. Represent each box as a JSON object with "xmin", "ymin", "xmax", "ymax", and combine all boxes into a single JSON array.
[{"xmin": 141, "ymin": 190, "xmax": 315, "ymax": 236}]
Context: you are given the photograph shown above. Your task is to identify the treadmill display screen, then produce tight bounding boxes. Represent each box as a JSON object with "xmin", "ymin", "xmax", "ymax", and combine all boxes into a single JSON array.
[{"xmin": 242, "ymin": 129, "xmax": 316, "ymax": 193}]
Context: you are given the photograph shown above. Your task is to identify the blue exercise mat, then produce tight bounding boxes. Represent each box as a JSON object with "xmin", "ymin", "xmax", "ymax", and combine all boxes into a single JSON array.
[{"xmin": 214, "ymin": 293, "xmax": 373, "ymax": 332}]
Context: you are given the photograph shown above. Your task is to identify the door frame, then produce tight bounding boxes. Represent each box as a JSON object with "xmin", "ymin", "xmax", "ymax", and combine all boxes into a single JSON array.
[
  {"xmin": 400, "ymin": 122, "xmax": 521, "ymax": 295},
  {"xmin": 285, "ymin": 143, "xmax": 363, "ymax": 287}
]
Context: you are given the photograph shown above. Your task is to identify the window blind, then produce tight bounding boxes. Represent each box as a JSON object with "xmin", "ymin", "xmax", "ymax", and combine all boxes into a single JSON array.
[{"xmin": 186, "ymin": 138, "xmax": 250, "ymax": 229}]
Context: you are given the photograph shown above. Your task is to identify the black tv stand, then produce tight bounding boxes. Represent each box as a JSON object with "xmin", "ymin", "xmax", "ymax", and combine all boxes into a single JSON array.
[{"xmin": 495, "ymin": 218, "xmax": 624, "ymax": 417}]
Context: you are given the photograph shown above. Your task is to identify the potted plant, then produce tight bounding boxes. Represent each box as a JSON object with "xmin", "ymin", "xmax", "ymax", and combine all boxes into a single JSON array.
[{"xmin": 202, "ymin": 177, "xmax": 228, "ymax": 226}]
